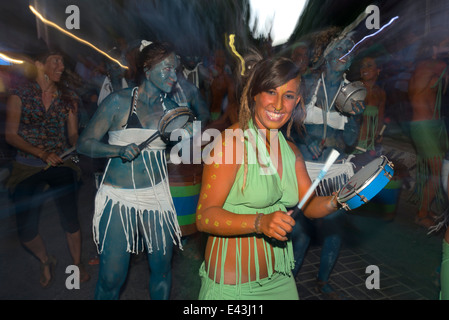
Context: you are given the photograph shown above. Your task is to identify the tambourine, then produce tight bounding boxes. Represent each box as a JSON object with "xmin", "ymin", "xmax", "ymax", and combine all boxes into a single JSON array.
[
  {"xmin": 337, "ymin": 156, "xmax": 394, "ymax": 211},
  {"xmin": 138, "ymin": 106, "xmax": 195, "ymax": 151},
  {"xmin": 159, "ymin": 106, "xmax": 195, "ymax": 136},
  {"xmin": 335, "ymin": 81, "xmax": 367, "ymax": 114}
]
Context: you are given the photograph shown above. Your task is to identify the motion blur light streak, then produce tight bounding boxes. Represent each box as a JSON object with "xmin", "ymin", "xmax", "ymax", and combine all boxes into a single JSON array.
[
  {"xmin": 0, "ymin": 53, "xmax": 24, "ymax": 64},
  {"xmin": 339, "ymin": 16, "xmax": 400, "ymax": 61},
  {"xmin": 29, "ymin": 5, "xmax": 128, "ymax": 70},
  {"xmin": 229, "ymin": 34, "xmax": 245, "ymax": 76}
]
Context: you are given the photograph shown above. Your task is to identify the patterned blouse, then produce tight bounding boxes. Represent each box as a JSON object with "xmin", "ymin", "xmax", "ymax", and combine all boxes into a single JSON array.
[{"xmin": 11, "ymin": 81, "xmax": 78, "ymax": 162}]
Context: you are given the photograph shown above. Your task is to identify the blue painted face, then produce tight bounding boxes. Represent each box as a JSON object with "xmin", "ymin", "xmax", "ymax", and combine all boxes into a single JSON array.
[
  {"xmin": 147, "ymin": 53, "xmax": 178, "ymax": 93},
  {"xmin": 326, "ymin": 38, "xmax": 354, "ymax": 73}
]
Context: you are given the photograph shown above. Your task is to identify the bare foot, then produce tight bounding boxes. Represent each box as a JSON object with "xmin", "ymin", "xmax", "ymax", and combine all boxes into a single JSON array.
[
  {"xmin": 40, "ymin": 256, "xmax": 56, "ymax": 288},
  {"xmin": 78, "ymin": 263, "xmax": 90, "ymax": 283}
]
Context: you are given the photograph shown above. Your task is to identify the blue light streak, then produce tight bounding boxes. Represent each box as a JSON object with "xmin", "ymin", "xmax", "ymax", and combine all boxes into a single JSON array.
[{"xmin": 339, "ymin": 16, "xmax": 399, "ymax": 61}]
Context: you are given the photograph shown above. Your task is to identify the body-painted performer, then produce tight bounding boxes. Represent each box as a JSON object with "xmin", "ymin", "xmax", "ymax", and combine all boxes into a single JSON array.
[
  {"xmin": 195, "ymin": 52, "xmax": 340, "ymax": 300},
  {"xmin": 77, "ymin": 41, "xmax": 185, "ymax": 300},
  {"xmin": 290, "ymin": 28, "xmax": 365, "ymax": 299},
  {"xmin": 408, "ymin": 34, "xmax": 449, "ymax": 228},
  {"xmin": 5, "ymin": 46, "xmax": 89, "ymax": 287}
]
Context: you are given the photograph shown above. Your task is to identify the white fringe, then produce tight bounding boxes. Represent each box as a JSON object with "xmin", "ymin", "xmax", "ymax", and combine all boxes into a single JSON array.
[
  {"xmin": 93, "ymin": 150, "xmax": 182, "ymax": 255},
  {"xmin": 305, "ymin": 157, "xmax": 355, "ymax": 196}
]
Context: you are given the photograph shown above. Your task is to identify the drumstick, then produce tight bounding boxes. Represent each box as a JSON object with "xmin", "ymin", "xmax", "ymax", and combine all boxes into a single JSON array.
[
  {"xmin": 121, "ymin": 131, "xmax": 161, "ymax": 163},
  {"xmin": 378, "ymin": 117, "xmax": 390, "ymax": 137},
  {"xmin": 379, "ymin": 124, "xmax": 386, "ymax": 136},
  {"xmin": 138, "ymin": 131, "xmax": 161, "ymax": 151},
  {"xmin": 291, "ymin": 149, "xmax": 340, "ymax": 219},
  {"xmin": 44, "ymin": 146, "xmax": 76, "ymax": 170}
]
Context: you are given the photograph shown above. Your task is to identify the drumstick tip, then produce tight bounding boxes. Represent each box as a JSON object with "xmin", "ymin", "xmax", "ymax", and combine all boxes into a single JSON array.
[
  {"xmin": 329, "ymin": 149, "xmax": 340, "ymax": 160},
  {"xmin": 322, "ymin": 149, "xmax": 340, "ymax": 171}
]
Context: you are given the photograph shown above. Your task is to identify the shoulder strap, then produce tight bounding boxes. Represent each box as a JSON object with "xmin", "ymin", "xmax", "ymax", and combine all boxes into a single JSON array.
[{"xmin": 122, "ymin": 87, "xmax": 139, "ymax": 129}]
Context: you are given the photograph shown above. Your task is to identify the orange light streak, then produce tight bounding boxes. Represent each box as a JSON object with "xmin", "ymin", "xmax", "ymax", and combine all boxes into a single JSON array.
[{"xmin": 29, "ymin": 5, "xmax": 128, "ymax": 69}]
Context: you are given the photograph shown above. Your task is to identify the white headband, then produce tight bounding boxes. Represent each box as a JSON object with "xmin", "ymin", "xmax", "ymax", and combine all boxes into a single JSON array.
[{"xmin": 140, "ymin": 40, "xmax": 153, "ymax": 52}]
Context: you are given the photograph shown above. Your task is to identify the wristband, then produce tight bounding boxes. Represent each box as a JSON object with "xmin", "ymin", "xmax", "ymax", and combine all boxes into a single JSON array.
[
  {"xmin": 254, "ymin": 213, "xmax": 263, "ymax": 234},
  {"xmin": 330, "ymin": 195, "xmax": 341, "ymax": 210}
]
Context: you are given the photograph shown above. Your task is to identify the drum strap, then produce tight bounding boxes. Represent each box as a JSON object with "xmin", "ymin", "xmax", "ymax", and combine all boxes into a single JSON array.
[
  {"xmin": 321, "ymin": 72, "xmax": 343, "ymax": 114},
  {"xmin": 320, "ymin": 73, "xmax": 344, "ymax": 143}
]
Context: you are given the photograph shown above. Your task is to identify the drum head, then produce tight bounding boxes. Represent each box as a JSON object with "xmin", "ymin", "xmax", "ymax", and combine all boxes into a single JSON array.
[
  {"xmin": 159, "ymin": 107, "xmax": 194, "ymax": 135},
  {"xmin": 336, "ymin": 81, "xmax": 367, "ymax": 113},
  {"xmin": 338, "ymin": 157, "xmax": 385, "ymax": 200}
]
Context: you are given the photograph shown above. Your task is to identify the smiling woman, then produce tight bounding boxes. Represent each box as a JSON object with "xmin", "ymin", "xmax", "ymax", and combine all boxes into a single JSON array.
[
  {"xmin": 4, "ymin": 45, "xmax": 88, "ymax": 288},
  {"xmin": 195, "ymin": 50, "xmax": 340, "ymax": 300},
  {"xmin": 253, "ymin": 79, "xmax": 300, "ymax": 127}
]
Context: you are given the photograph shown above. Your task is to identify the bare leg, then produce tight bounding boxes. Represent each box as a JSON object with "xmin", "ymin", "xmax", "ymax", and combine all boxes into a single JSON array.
[
  {"xmin": 22, "ymin": 234, "xmax": 52, "ymax": 287},
  {"xmin": 66, "ymin": 230, "xmax": 90, "ymax": 282},
  {"xmin": 66, "ymin": 230, "xmax": 82, "ymax": 265},
  {"xmin": 417, "ymin": 157, "xmax": 443, "ymax": 227}
]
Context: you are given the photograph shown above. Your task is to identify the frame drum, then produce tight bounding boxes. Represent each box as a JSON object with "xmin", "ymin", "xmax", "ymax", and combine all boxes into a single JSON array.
[
  {"xmin": 335, "ymin": 81, "xmax": 367, "ymax": 114},
  {"xmin": 337, "ymin": 156, "xmax": 394, "ymax": 211},
  {"xmin": 159, "ymin": 106, "xmax": 195, "ymax": 135}
]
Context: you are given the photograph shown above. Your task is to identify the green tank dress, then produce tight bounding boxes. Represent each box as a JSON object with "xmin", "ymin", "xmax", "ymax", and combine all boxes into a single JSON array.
[{"xmin": 198, "ymin": 120, "xmax": 299, "ymax": 300}]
